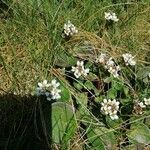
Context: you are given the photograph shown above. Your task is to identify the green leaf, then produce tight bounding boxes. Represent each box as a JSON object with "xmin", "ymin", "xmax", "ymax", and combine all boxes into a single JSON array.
[
  {"xmin": 87, "ymin": 127, "xmax": 105, "ymax": 150},
  {"xmin": 84, "ymin": 80, "xmax": 100, "ymax": 96},
  {"xmin": 51, "ymin": 102, "xmax": 77, "ymax": 144},
  {"xmin": 104, "ymin": 77, "xmax": 112, "ymax": 83},
  {"xmin": 106, "ymin": 116, "xmax": 123, "ymax": 128},
  {"xmin": 123, "ymin": 86, "xmax": 129, "ymax": 96},
  {"xmin": 87, "ymin": 126, "xmax": 117, "ymax": 150},
  {"xmin": 60, "ymin": 85, "xmax": 71, "ymax": 102},
  {"xmin": 84, "ymin": 80, "xmax": 94, "ymax": 90},
  {"xmin": 95, "ymin": 96, "xmax": 104, "ymax": 103},
  {"xmin": 88, "ymin": 72, "xmax": 98, "ymax": 81},
  {"xmin": 127, "ymin": 123, "xmax": 150, "ymax": 145},
  {"xmin": 107, "ymin": 88, "xmax": 117, "ymax": 99},
  {"xmin": 137, "ymin": 66, "xmax": 150, "ymax": 83},
  {"xmin": 76, "ymin": 93, "xmax": 90, "ymax": 118},
  {"xmin": 124, "ymin": 144, "xmax": 137, "ymax": 150},
  {"xmin": 55, "ymin": 52, "xmax": 77, "ymax": 67},
  {"xmin": 113, "ymin": 81, "xmax": 123, "ymax": 91},
  {"xmin": 145, "ymin": 116, "xmax": 150, "ymax": 127},
  {"xmin": 121, "ymin": 98, "xmax": 129, "ymax": 104},
  {"xmin": 85, "ymin": 61, "xmax": 93, "ymax": 68},
  {"xmin": 73, "ymin": 82, "xmax": 83, "ymax": 90},
  {"xmin": 76, "ymin": 93, "xmax": 88, "ymax": 108}
]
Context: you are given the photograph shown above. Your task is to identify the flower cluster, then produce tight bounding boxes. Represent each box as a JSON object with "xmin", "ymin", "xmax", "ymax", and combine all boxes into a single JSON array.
[
  {"xmin": 105, "ymin": 58, "xmax": 121, "ymax": 78},
  {"xmin": 105, "ymin": 12, "xmax": 119, "ymax": 22},
  {"xmin": 133, "ymin": 98, "xmax": 150, "ymax": 114},
  {"xmin": 96, "ymin": 53, "xmax": 107, "ymax": 64},
  {"xmin": 63, "ymin": 20, "xmax": 78, "ymax": 37},
  {"xmin": 133, "ymin": 101, "xmax": 146, "ymax": 115},
  {"xmin": 122, "ymin": 53, "xmax": 136, "ymax": 66},
  {"xmin": 101, "ymin": 99, "xmax": 120, "ymax": 120},
  {"xmin": 144, "ymin": 97, "xmax": 150, "ymax": 106},
  {"xmin": 36, "ymin": 79, "xmax": 61, "ymax": 101},
  {"xmin": 71, "ymin": 61, "xmax": 89, "ymax": 78},
  {"xmin": 138, "ymin": 102, "xmax": 146, "ymax": 108},
  {"xmin": 96, "ymin": 53, "xmax": 120, "ymax": 78}
]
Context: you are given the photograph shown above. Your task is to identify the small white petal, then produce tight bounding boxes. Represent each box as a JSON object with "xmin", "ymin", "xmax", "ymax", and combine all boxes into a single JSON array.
[
  {"xmin": 74, "ymin": 72, "xmax": 81, "ymax": 78},
  {"xmin": 101, "ymin": 107, "xmax": 104, "ymax": 111},
  {"xmin": 103, "ymin": 99, "xmax": 107, "ymax": 103},
  {"xmin": 108, "ymin": 99, "xmax": 111, "ymax": 103},
  {"xmin": 47, "ymin": 97, "xmax": 51, "ymax": 101},
  {"xmin": 51, "ymin": 79, "xmax": 56, "ymax": 85},
  {"xmin": 46, "ymin": 83, "xmax": 51, "ymax": 88},
  {"xmin": 77, "ymin": 61, "xmax": 80, "ymax": 66},
  {"xmin": 105, "ymin": 111, "xmax": 109, "ymax": 115},
  {"xmin": 108, "ymin": 106, "xmax": 112, "ymax": 110},
  {"xmin": 71, "ymin": 66, "xmax": 76, "ymax": 72},
  {"xmin": 38, "ymin": 83, "xmax": 43, "ymax": 88},
  {"xmin": 113, "ymin": 110, "xmax": 117, "ymax": 114},
  {"xmin": 116, "ymin": 101, "xmax": 120, "ymax": 105},
  {"xmin": 104, "ymin": 106, "xmax": 108, "ymax": 111},
  {"xmin": 85, "ymin": 68, "xmax": 89, "ymax": 74},
  {"xmin": 43, "ymin": 80, "xmax": 48, "ymax": 85},
  {"xmin": 55, "ymin": 82, "xmax": 60, "ymax": 87}
]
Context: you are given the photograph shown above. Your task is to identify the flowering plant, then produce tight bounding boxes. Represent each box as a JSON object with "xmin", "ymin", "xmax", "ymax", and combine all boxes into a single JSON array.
[{"xmin": 35, "ymin": 19, "xmax": 150, "ymax": 149}]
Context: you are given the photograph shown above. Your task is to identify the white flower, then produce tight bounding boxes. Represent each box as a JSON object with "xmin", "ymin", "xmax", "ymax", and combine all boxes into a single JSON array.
[
  {"xmin": 36, "ymin": 79, "xmax": 61, "ymax": 100},
  {"xmin": 144, "ymin": 98, "xmax": 150, "ymax": 106},
  {"xmin": 51, "ymin": 88, "xmax": 61, "ymax": 100},
  {"xmin": 105, "ymin": 58, "xmax": 115, "ymax": 67},
  {"xmin": 105, "ymin": 12, "xmax": 119, "ymax": 22},
  {"xmin": 105, "ymin": 58, "xmax": 120, "ymax": 78},
  {"xmin": 36, "ymin": 87, "xmax": 44, "ymax": 96},
  {"xmin": 134, "ymin": 101, "xmax": 146, "ymax": 115},
  {"xmin": 96, "ymin": 54, "xmax": 120, "ymax": 78},
  {"xmin": 37, "ymin": 80, "xmax": 50, "ymax": 95},
  {"xmin": 122, "ymin": 53, "xmax": 136, "ymax": 66},
  {"xmin": 48, "ymin": 79, "xmax": 61, "ymax": 100},
  {"xmin": 108, "ymin": 66, "xmax": 120, "ymax": 78},
  {"xmin": 71, "ymin": 61, "xmax": 89, "ymax": 78},
  {"xmin": 110, "ymin": 114, "xmax": 119, "ymax": 120},
  {"xmin": 50, "ymin": 79, "xmax": 60, "ymax": 89},
  {"xmin": 63, "ymin": 20, "xmax": 78, "ymax": 37},
  {"xmin": 138, "ymin": 102, "xmax": 146, "ymax": 108},
  {"xmin": 96, "ymin": 53, "xmax": 107, "ymax": 64},
  {"xmin": 101, "ymin": 99, "xmax": 120, "ymax": 120},
  {"xmin": 133, "ymin": 101, "xmax": 146, "ymax": 114},
  {"xmin": 38, "ymin": 80, "xmax": 50, "ymax": 88}
]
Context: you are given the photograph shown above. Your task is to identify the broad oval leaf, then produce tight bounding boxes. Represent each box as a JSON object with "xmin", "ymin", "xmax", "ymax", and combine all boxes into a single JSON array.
[{"xmin": 127, "ymin": 123, "xmax": 150, "ymax": 145}]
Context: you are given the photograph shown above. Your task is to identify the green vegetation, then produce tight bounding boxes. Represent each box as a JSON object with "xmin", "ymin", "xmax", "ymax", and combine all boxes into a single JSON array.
[{"xmin": 0, "ymin": 0, "xmax": 150, "ymax": 149}]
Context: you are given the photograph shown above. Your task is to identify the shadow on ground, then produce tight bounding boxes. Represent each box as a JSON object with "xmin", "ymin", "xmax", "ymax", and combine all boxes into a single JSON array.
[{"xmin": 0, "ymin": 93, "xmax": 52, "ymax": 150}]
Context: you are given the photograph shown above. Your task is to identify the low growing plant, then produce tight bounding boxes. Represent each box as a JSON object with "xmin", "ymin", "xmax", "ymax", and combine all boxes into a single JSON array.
[{"xmin": 35, "ymin": 21, "xmax": 150, "ymax": 150}]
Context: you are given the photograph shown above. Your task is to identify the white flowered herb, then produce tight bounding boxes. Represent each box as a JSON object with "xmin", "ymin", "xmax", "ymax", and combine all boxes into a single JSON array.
[
  {"xmin": 36, "ymin": 79, "xmax": 61, "ymax": 101},
  {"xmin": 105, "ymin": 58, "xmax": 121, "ymax": 78},
  {"xmin": 134, "ymin": 101, "xmax": 146, "ymax": 115},
  {"xmin": 63, "ymin": 20, "xmax": 78, "ymax": 37},
  {"xmin": 36, "ymin": 80, "xmax": 50, "ymax": 95},
  {"xmin": 122, "ymin": 53, "xmax": 136, "ymax": 66},
  {"xmin": 96, "ymin": 54, "xmax": 120, "ymax": 78},
  {"xmin": 144, "ymin": 98, "xmax": 150, "ymax": 106},
  {"xmin": 49, "ymin": 79, "xmax": 61, "ymax": 100},
  {"xmin": 71, "ymin": 61, "xmax": 89, "ymax": 78},
  {"xmin": 138, "ymin": 102, "xmax": 146, "ymax": 108},
  {"xmin": 96, "ymin": 53, "xmax": 107, "ymax": 64},
  {"xmin": 101, "ymin": 99, "xmax": 120, "ymax": 120},
  {"xmin": 105, "ymin": 12, "xmax": 119, "ymax": 22}
]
